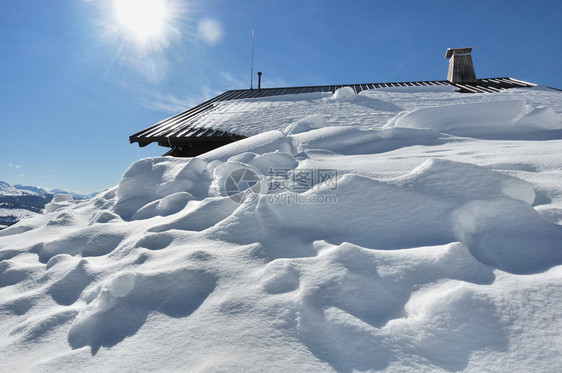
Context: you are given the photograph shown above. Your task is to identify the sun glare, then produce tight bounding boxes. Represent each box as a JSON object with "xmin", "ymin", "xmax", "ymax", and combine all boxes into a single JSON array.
[{"xmin": 115, "ymin": 0, "xmax": 167, "ymax": 40}]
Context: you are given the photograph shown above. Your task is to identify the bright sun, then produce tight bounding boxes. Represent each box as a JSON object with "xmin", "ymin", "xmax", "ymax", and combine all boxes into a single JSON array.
[{"xmin": 114, "ymin": 0, "xmax": 167, "ymax": 40}]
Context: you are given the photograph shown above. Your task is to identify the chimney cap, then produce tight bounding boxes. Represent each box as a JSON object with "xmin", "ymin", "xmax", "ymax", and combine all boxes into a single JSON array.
[{"xmin": 445, "ymin": 47, "xmax": 474, "ymax": 59}]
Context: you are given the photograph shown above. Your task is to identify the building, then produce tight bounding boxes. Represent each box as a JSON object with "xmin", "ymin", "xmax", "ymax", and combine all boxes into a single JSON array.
[{"xmin": 129, "ymin": 48, "xmax": 536, "ymax": 157}]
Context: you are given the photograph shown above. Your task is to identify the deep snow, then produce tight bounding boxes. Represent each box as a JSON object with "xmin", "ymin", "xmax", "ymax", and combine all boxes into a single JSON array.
[{"xmin": 1, "ymin": 86, "xmax": 561, "ymax": 372}]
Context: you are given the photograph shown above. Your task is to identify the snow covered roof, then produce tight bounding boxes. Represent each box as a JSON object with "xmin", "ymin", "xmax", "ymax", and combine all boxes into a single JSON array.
[{"xmin": 130, "ymin": 77, "xmax": 536, "ymax": 156}]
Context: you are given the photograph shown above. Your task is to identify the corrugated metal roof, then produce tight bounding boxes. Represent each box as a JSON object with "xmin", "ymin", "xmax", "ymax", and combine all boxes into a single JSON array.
[{"xmin": 130, "ymin": 77, "xmax": 536, "ymax": 148}]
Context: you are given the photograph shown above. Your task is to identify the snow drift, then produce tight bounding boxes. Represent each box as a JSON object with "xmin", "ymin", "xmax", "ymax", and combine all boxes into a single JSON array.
[
  {"xmin": 384, "ymin": 99, "xmax": 562, "ymax": 137},
  {"xmin": 1, "ymin": 86, "xmax": 562, "ymax": 372}
]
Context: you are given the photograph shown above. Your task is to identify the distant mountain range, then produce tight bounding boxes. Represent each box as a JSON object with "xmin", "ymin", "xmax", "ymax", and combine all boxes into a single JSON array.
[{"xmin": 0, "ymin": 181, "xmax": 96, "ymax": 229}]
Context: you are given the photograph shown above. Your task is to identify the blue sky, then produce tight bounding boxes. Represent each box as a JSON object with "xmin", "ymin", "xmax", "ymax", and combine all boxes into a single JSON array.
[{"xmin": 1, "ymin": 0, "xmax": 561, "ymax": 192}]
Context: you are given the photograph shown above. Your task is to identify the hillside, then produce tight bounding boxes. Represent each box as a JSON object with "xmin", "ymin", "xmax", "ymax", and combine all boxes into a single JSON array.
[
  {"xmin": 1, "ymin": 85, "xmax": 561, "ymax": 372},
  {"xmin": 0, "ymin": 182, "xmax": 95, "ymax": 229}
]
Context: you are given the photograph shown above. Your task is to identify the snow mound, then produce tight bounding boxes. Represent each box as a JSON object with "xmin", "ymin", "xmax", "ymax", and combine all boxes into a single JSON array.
[
  {"xmin": 200, "ymin": 130, "xmax": 290, "ymax": 162},
  {"xmin": 248, "ymin": 152, "xmax": 298, "ymax": 174},
  {"xmin": 113, "ymin": 157, "xmax": 212, "ymax": 220},
  {"xmin": 211, "ymin": 158, "xmax": 560, "ymax": 274},
  {"xmin": 68, "ymin": 269, "xmax": 216, "ymax": 352},
  {"xmin": 332, "ymin": 86, "xmax": 356, "ymax": 101},
  {"xmin": 34, "ymin": 225, "xmax": 126, "ymax": 263},
  {"xmin": 385, "ymin": 99, "xmax": 562, "ymax": 136},
  {"xmin": 292, "ymin": 126, "xmax": 444, "ymax": 155},
  {"xmin": 283, "ymin": 114, "xmax": 328, "ymax": 135},
  {"xmin": 518, "ymin": 105, "xmax": 562, "ymax": 129},
  {"xmin": 44, "ymin": 194, "xmax": 74, "ymax": 213}
]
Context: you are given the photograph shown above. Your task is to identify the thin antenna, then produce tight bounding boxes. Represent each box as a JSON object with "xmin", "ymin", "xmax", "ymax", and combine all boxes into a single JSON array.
[{"xmin": 250, "ymin": 29, "xmax": 255, "ymax": 89}]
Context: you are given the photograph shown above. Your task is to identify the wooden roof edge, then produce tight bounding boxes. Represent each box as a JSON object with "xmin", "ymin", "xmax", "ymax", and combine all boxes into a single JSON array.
[
  {"xmin": 505, "ymin": 77, "xmax": 537, "ymax": 87},
  {"xmin": 128, "ymin": 90, "xmax": 236, "ymax": 139},
  {"xmin": 223, "ymin": 79, "xmax": 452, "ymax": 94},
  {"xmin": 130, "ymin": 127, "xmax": 245, "ymax": 147}
]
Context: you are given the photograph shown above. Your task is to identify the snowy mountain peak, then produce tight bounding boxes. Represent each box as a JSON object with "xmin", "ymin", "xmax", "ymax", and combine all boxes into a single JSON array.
[{"xmin": 12, "ymin": 184, "xmax": 50, "ymax": 195}]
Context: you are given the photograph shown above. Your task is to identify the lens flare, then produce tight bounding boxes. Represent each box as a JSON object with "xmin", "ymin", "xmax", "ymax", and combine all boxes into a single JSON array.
[{"xmin": 114, "ymin": 0, "xmax": 167, "ymax": 40}]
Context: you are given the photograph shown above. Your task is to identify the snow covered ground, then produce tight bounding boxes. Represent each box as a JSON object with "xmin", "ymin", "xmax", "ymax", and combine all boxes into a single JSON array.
[
  {"xmin": 1, "ymin": 85, "xmax": 561, "ymax": 372},
  {"xmin": 0, "ymin": 182, "xmax": 95, "ymax": 229}
]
